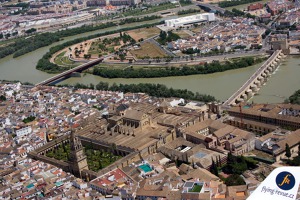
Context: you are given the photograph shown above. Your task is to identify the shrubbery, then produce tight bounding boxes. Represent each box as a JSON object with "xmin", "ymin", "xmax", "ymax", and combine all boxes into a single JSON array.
[{"xmin": 93, "ymin": 57, "xmax": 264, "ymax": 78}]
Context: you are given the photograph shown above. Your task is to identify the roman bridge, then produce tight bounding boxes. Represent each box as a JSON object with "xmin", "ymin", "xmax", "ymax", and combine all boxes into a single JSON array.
[
  {"xmin": 35, "ymin": 57, "xmax": 104, "ymax": 86},
  {"xmin": 223, "ymin": 50, "xmax": 284, "ymax": 107}
]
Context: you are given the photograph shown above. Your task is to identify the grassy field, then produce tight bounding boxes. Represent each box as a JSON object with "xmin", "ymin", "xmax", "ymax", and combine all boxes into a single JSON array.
[
  {"xmin": 130, "ymin": 42, "xmax": 167, "ymax": 58},
  {"xmin": 127, "ymin": 27, "xmax": 161, "ymax": 41},
  {"xmin": 54, "ymin": 51, "xmax": 78, "ymax": 68},
  {"xmin": 88, "ymin": 38, "xmax": 121, "ymax": 55},
  {"xmin": 88, "ymin": 42, "xmax": 100, "ymax": 55},
  {"xmin": 174, "ymin": 30, "xmax": 191, "ymax": 39}
]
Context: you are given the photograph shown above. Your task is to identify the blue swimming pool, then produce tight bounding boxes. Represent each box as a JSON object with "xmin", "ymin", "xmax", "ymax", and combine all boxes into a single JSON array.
[{"xmin": 139, "ymin": 164, "xmax": 152, "ymax": 173}]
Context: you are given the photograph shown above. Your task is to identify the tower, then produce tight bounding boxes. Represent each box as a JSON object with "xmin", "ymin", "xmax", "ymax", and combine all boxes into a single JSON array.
[{"xmin": 68, "ymin": 130, "xmax": 89, "ymax": 178}]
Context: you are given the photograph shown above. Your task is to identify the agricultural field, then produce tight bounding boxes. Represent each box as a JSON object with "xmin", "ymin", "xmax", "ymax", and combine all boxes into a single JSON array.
[
  {"xmin": 130, "ymin": 42, "xmax": 167, "ymax": 58},
  {"xmin": 127, "ymin": 27, "xmax": 160, "ymax": 41}
]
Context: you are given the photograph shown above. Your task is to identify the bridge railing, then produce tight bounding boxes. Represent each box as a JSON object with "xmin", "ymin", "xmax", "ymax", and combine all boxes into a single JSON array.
[{"xmin": 223, "ymin": 50, "xmax": 281, "ymax": 106}]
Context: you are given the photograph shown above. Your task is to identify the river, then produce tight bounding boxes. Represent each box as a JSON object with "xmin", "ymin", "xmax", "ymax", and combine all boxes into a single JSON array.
[{"xmin": 0, "ymin": 20, "xmax": 299, "ymax": 103}]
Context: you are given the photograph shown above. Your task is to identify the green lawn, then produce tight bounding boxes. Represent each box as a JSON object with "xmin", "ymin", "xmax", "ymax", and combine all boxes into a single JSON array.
[
  {"xmin": 189, "ymin": 184, "xmax": 202, "ymax": 193},
  {"xmin": 54, "ymin": 51, "xmax": 78, "ymax": 68}
]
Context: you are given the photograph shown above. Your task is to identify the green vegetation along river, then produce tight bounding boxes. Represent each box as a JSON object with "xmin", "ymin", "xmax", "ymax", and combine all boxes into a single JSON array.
[{"xmin": 0, "ymin": 19, "xmax": 299, "ymax": 103}]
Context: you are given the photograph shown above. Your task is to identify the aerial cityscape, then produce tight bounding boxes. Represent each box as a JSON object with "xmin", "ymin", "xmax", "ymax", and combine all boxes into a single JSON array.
[{"xmin": 0, "ymin": 0, "xmax": 300, "ymax": 199}]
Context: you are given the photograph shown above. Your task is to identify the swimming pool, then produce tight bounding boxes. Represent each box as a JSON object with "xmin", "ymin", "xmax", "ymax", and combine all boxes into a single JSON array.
[
  {"xmin": 243, "ymin": 105, "xmax": 251, "ymax": 109},
  {"xmin": 139, "ymin": 164, "xmax": 152, "ymax": 173}
]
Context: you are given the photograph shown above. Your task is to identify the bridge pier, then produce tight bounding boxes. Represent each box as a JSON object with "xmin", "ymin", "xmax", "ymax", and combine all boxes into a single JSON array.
[
  {"xmin": 246, "ymin": 89, "xmax": 253, "ymax": 98},
  {"xmin": 261, "ymin": 72, "xmax": 267, "ymax": 78},
  {"xmin": 251, "ymin": 85, "xmax": 258, "ymax": 92},
  {"xmin": 265, "ymin": 70, "xmax": 271, "ymax": 77},
  {"xmin": 264, "ymin": 69, "xmax": 270, "ymax": 74},
  {"xmin": 231, "ymin": 102, "xmax": 237, "ymax": 106},
  {"xmin": 267, "ymin": 66, "xmax": 273, "ymax": 72},
  {"xmin": 241, "ymin": 93, "xmax": 248, "ymax": 101},
  {"xmin": 258, "ymin": 76, "xmax": 265, "ymax": 85},
  {"xmin": 254, "ymin": 80, "xmax": 261, "ymax": 87},
  {"xmin": 222, "ymin": 50, "xmax": 283, "ymax": 107},
  {"xmin": 236, "ymin": 98, "xmax": 244, "ymax": 104}
]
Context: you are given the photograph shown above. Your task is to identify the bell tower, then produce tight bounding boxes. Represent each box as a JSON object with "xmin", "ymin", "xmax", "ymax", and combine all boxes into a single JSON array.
[{"xmin": 68, "ymin": 130, "xmax": 89, "ymax": 178}]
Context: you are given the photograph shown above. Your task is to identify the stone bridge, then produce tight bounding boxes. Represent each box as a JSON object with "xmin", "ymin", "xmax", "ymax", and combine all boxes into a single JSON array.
[{"xmin": 223, "ymin": 50, "xmax": 284, "ymax": 107}]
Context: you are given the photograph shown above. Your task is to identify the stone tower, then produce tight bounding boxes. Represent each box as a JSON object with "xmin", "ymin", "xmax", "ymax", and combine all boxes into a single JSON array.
[{"xmin": 68, "ymin": 130, "xmax": 89, "ymax": 178}]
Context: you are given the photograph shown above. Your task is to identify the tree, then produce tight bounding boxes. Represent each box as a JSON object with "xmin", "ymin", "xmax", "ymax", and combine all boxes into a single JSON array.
[
  {"xmin": 96, "ymin": 81, "xmax": 109, "ymax": 91},
  {"xmin": 285, "ymin": 143, "xmax": 291, "ymax": 159},
  {"xmin": 231, "ymin": 156, "xmax": 247, "ymax": 174},
  {"xmin": 119, "ymin": 54, "xmax": 126, "ymax": 61},
  {"xmin": 218, "ymin": 155, "xmax": 222, "ymax": 167},
  {"xmin": 98, "ymin": 159, "xmax": 102, "ymax": 169},
  {"xmin": 227, "ymin": 152, "xmax": 235, "ymax": 165},
  {"xmin": 210, "ymin": 158, "xmax": 219, "ymax": 177},
  {"xmin": 225, "ymin": 174, "xmax": 246, "ymax": 186},
  {"xmin": 0, "ymin": 95, "xmax": 6, "ymax": 101},
  {"xmin": 89, "ymin": 83, "xmax": 94, "ymax": 89}
]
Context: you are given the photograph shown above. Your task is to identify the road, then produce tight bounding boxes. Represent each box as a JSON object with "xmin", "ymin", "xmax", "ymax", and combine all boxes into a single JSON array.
[{"xmin": 102, "ymin": 50, "xmax": 266, "ymax": 66}]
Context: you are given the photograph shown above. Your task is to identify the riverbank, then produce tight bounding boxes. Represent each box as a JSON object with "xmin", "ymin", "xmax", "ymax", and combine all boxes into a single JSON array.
[
  {"xmin": 0, "ymin": 15, "xmax": 164, "ymax": 60},
  {"xmin": 58, "ymin": 82, "xmax": 216, "ymax": 103},
  {"xmin": 36, "ymin": 22, "xmax": 162, "ymax": 73},
  {"xmin": 92, "ymin": 57, "xmax": 266, "ymax": 78},
  {"xmin": 0, "ymin": 16, "xmax": 299, "ymax": 104}
]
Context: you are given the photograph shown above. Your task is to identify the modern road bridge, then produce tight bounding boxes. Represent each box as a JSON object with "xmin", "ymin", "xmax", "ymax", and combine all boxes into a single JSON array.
[
  {"xmin": 35, "ymin": 57, "xmax": 104, "ymax": 86},
  {"xmin": 197, "ymin": 3, "xmax": 226, "ymax": 14},
  {"xmin": 223, "ymin": 50, "xmax": 284, "ymax": 107}
]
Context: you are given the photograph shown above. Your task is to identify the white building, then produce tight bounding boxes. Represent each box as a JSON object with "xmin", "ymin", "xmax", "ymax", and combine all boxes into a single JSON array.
[
  {"xmin": 16, "ymin": 126, "xmax": 32, "ymax": 137},
  {"xmin": 165, "ymin": 13, "xmax": 215, "ymax": 27}
]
